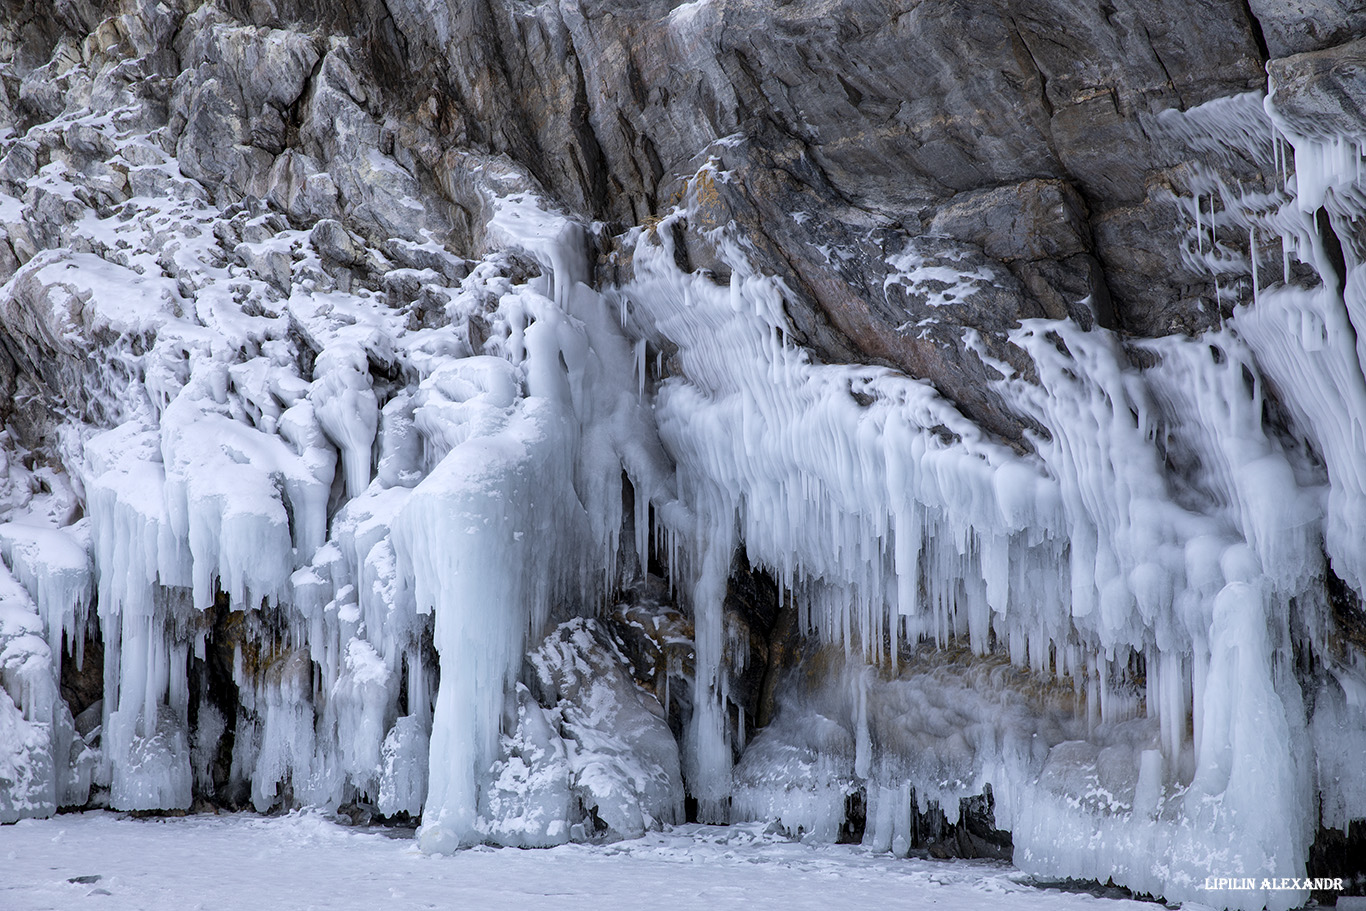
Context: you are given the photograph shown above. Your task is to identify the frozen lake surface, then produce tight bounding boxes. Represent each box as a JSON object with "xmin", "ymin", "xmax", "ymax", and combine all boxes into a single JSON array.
[{"xmin": 0, "ymin": 812, "xmax": 1159, "ymax": 911}]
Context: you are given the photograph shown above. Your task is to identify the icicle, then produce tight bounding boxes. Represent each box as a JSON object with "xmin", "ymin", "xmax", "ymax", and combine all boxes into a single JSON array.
[{"xmin": 1250, "ymin": 226, "xmax": 1260, "ymax": 301}]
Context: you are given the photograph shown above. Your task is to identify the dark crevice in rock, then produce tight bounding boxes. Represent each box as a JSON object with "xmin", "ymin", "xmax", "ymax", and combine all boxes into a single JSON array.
[
  {"xmin": 1326, "ymin": 565, "xmax": 1366, "ymax": 657},
  {"xmin": 881, "ymin": 788, "xmax": 1014, "ymax": 861},
  {"xmin": 59, "ymin": 627, "xmax": 103, "ymax": 723},
  {"xmin": 1239, "ymin": 0, "xmax": 1271, "ymax": 62},
  {"xmin": 189, "ymin": 593, "xmax": 245, "ymax": 809},
  {"xmin": 565, "ymin": 31, "xmax": 613, "ymax": 216},
  {"xmin": 1008, "ymin": 19, "xmax": 1055, "ymax": 121},
  {"xmin": 720, "ymin": 553, "xmax": 784, "ymax": 755},
  {"xmin": 839, "ymin": 789, "xmax": 866, "ymax": 844},
  {"xmin": 1317, "ymin": 206, "xmax": 1350, "ymax": 292},
  {"xmin": 1141, "ymin": 25, "xmax": 1183, "ymax": 109},
  {"xmin": 756, "ymin": 591, "xmax": 798, "ymax": 730}
]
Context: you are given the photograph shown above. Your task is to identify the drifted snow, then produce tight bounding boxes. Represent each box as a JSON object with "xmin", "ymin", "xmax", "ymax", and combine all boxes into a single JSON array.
[{"xmin": 0, "ymin": 811, "xmax": 1161, "ymax": 911}]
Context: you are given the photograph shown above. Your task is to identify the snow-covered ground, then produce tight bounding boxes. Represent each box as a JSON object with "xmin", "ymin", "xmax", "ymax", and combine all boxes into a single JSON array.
[{"xmin": 0, "ymin": 812, "xmax": 1156, "ymax": 911}]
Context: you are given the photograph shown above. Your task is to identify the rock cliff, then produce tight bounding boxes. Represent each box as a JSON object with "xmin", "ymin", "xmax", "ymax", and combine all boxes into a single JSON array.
[{"xmin": 2, "ymin": 1, "xmax": 1366, "ymax": 908}]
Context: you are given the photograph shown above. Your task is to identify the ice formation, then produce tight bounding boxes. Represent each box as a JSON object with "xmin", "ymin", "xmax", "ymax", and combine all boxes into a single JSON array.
[{"xmin": 0, "ymin": 6, "xmax": 1364, "ymax": 911}]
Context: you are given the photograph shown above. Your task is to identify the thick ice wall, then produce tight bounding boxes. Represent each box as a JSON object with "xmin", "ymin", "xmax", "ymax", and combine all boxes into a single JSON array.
[
  {"xmin": 627, "ymin": 221, "xmax": 1063, "ymax": 656},
  {"xmin": 1014, "ymin": 581, "xmax": 1312, "ymax": 911},
  {"xmin": 1153, "ymin": 85, "xmax": 1366, "ymax": 848},
  {"xmin": 388, "ymin": 221, "xmax": 595, "ymax": 816}
]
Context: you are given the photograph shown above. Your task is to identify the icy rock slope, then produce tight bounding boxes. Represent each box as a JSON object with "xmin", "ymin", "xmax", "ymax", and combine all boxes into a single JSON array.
[
  {"xmin": 0, "ymin": 3, "xmax": 1363, "ymax": 911},
  {"xmin": 0, "ymin": 2, "xmax": 678, "ymax": 848}
]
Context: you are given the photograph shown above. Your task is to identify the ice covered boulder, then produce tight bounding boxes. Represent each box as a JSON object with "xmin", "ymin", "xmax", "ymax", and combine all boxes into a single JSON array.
[
  {"xmin": 529, "ymin": 619, "xmax": 684, "ymax": 841},
  {"xmin": 480, "ymin": 683, "xmax": 575, "ymax": 847},
  {"xmin": 732, "ymin": 708, "xmax": 856, "ymax": 844},
  {"xmin": 377, "ymin": 714, "xmax": 429, "ymax": 819},
  {"xmin": 0, "ymin": 684, "xmax": 53, "ymax": 823}
]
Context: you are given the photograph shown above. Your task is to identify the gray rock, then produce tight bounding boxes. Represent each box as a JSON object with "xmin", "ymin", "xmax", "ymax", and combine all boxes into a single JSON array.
[
  {"xmin": 170, "ymin": 73, "xmax": 255, "ymax": 194},
  {"xmin": 1249, "ymin": 0, "xmax": 1366, "ymax": 57},
  {"xmin": 0, "ymin": 235, "xmax": 17, "ymax": 283},
  {"xmin": 929, "ymin": 180, "xmax": 1092, "ymax": 264},
  {"xmin": 264, "ymin": 150, "xmax": 341, "ymax": 224},
  {"xmin": 0, "ymin": 140, "xmax": 37, "ymax": 190},
  {"xmin": 928, "ymin": 179, "xmax": 1111, "ymax": 328},
  {"xmin": 1092, "ymin": 190, "xmax": 1225, "ymax": 338},
  {"xmin": 1268, "ymin": 37, "xmax": 1366, "ymax": 139},
  {"xmin": 311, "ymin": 218, "xmax": 365, "ymax": 267},
  {"xmin": 234, "ymin": 241, "xmax": 292, "ymax": 293},
  {"xmin": 169, "ymin": 14, "xmax": 321, "ymax": 203},
  {"xmin": 382, "ymin": 238, "xmax": 469, "ymax": 285},
  {"xmin": 16, "ymin": 39, "xmax": 87, "ymax": 127}
]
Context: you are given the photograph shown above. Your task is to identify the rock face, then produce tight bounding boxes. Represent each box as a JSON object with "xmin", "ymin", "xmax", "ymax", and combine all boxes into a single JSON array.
[
  {"xmin": 1250, "ymin": 0, "xmax": 1366, "ymax": 57},
  {"xmin": 322, "ymin": 0, "xmax": 1273, "ymax": 434},
  {"xmin": 0, "ymin": 0, "xmax": 1291, "ymax": 436},
  {"xmin": 1268, "ymin": 37, "xmax": 1366, "ymax": 137},
  {"xmin": 3, "ymin": 1, "xmax": 1366, "ymax": 909}
]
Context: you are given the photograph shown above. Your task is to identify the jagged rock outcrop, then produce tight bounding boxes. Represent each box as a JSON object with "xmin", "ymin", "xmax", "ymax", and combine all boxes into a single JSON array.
[
  {"xmin": 0, "ymin": 0, "xmax": 1324, "ymax": 436},
  {"xmin": 19, "ymin": 0, "xmax": 1288, "ymax": 443}
]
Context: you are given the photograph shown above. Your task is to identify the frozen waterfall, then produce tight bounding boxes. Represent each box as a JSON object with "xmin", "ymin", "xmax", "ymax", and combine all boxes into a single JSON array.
[{"xmin": 0, "ymin": 15, "xmax": 1364, "ymax": 911}]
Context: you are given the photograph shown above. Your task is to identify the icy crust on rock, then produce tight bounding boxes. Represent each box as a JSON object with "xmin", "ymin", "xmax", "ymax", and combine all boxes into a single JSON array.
[
  {"xmin": 608, "ymin": 127, "xmax": 1364, "ymax": 908},
  {"xmin": 477, "ymin": 618, "xmax": 685, "ymax": 848},
  {"xmin": 0, "ymin": 7, "xmax": 1364, "ymax": 911},
  {"xmin": 0, "ymin": 561, "xmax": 93, "ymax": 822},
  {"xmin": 0, "ymin": 4, "xmax": 679, "ymax": 848}
]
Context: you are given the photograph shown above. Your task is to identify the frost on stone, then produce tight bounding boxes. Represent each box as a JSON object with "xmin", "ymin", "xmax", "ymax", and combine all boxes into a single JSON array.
[
  {"xmin": 478, "ymin": 619, "xmax": 683, "ymax": 847},
  {"xmin": 529, "ymin": 619, "xmax": 684, "ymax": 841}
]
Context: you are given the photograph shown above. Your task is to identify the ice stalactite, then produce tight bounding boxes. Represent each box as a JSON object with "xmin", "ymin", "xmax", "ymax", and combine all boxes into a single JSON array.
[
  {"xmin": 395, "ymin": 388, "xmax": 586, "ymax": 851},
  {"xmin": 0, "ymin": 522, "xmax": 93, "ymax": 683},
  {"xmin": 83, "ymin": 424, "xmax": 194, "ymax": 811},
  {"xmin": 681, "ymin": 496, "xmax": 737, "ymax": 824}
]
